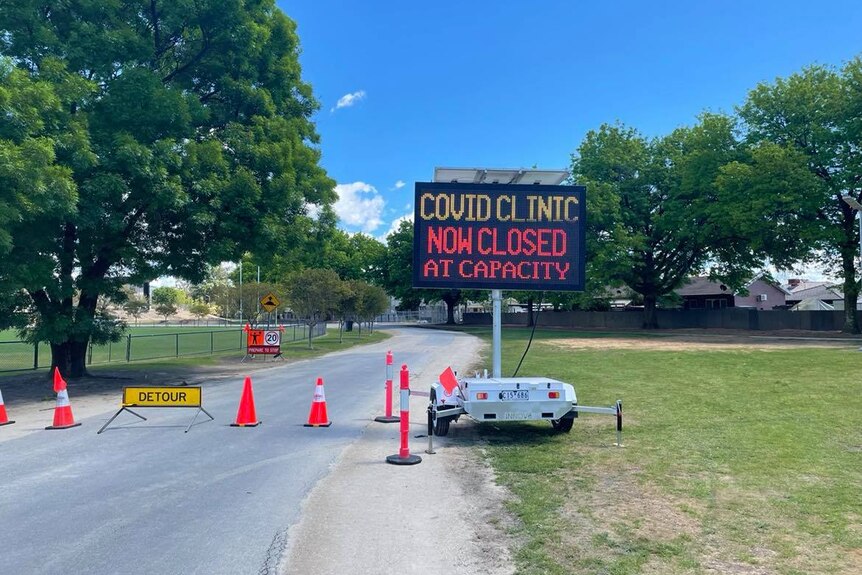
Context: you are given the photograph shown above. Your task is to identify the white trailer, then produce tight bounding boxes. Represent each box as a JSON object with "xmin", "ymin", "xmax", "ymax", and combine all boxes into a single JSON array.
[
  {"xmin": 430, "ymin": 373, "xmax": 578, "ymax": 435},
  {"xmin": 428, "ymin": 371, "xmax": 623, "ymax": 444}
]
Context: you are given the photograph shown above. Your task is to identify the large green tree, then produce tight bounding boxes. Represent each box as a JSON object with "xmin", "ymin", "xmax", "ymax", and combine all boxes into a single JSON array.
[
  {"xmin": 0, "ymin": 1, "xmax": 334, "ymax": 376},
  {"xmin": 259, "ymin": 207, "xmax": 387, "ymax": 285},
  {"xmin": 738, "ymin": 59, "xmax": 862, "ymax": 332},
  {"xmin": 573, "ymin": 115, "xmax": 814, "ymax": 328},
  {"xmin": 286, "ymin": 268, "xmax": 344, "ymax": 349}
]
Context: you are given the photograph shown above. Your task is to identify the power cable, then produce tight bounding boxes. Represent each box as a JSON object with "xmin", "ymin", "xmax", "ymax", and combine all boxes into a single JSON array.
[{"xmin": 512, "ymin": 292, "xmax": 544, "ymax": 377}]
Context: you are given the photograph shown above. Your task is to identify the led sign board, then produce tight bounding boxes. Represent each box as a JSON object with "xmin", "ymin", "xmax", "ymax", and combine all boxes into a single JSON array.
[{"xmin": 412, "ymin": 182, "xmax": 586, "ymax": 291}]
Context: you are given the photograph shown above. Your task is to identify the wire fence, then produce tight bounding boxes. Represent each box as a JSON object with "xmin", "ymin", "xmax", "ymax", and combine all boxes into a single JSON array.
[
  {"xmin": 0, "ymin": 323, "xmax": 326, "ymax": 373},
  {"xmin": 373, "ymin": 308, "xmax": 450, "ymax": 323}
]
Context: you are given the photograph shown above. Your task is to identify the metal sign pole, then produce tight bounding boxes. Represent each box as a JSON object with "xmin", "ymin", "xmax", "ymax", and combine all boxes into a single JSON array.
[{"xmin": 492, "ymin": 289, "xmax": 502, "ymax": 378}]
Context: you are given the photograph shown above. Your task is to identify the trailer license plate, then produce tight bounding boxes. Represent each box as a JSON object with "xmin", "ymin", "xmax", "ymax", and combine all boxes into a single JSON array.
[{"xmin": 500, "ymin": 390, "xmax": 529, "ymax": 401}]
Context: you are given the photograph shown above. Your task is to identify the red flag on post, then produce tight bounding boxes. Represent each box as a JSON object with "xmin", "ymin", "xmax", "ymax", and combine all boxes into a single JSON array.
[{"xmin": 438, "ymin": 367, "xmax": 459, "ymax": 395}]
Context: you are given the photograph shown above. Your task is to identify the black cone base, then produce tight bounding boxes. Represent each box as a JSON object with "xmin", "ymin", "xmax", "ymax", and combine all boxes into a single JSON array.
[
  {"xmin": 374, "ymin": 416, "xmax": 400, "ymax": 423},
  {"xmin": 45, "ymin": 422, "xmax": 82, "ymax": 430},
  {"xmin": 386, "ymin": 453, "xmax": 422, "ymax": 465}
]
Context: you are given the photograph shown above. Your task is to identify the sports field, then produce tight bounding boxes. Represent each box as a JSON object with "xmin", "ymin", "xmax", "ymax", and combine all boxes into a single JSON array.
[
  {"xmin": 0, "ymin": 324, "xmax": 323, "ymax": 372},
  {"xmin": 472, "ymin": 328, "xmax": 862, "ymax": 575}
]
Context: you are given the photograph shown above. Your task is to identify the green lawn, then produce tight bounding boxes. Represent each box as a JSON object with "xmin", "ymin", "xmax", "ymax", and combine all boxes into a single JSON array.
[
  {"xmin": 81, "ymin": 328, "xmax": 390, "ymax": 373},
  {"xmin": 468, "ymin": 328, "xmax": 862, "ymax": 575},
  {"xmin": 0, "ymin": 325, "xmax": 329, "ymax": 372}
]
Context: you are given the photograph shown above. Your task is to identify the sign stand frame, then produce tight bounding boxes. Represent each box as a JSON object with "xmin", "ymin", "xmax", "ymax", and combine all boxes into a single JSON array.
[
  {"xmin": 97, "ymin": 406, "xmax": 147, "ymax": 434},
  {"xmin": 97, "ymin": 405, "xmax": 214, "ymax": 434},
  {"xmin": 97, "ymin": 387, "xmax": 214, "ymax": 434},
  {"xmin": 183, "ymin": 406, "xmax": 215, "ymax": 433}
]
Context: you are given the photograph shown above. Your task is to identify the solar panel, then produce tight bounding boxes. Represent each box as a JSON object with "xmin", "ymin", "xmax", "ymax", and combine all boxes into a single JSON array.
[{"xmin": 433, "ymin": 167, "xmax": 569, "ymax": 185}]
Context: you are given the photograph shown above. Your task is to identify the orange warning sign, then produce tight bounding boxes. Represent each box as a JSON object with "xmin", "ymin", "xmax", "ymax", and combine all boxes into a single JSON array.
[{"xmin": 246, "ymin": 329, "xmax": 281, "ymax": 354}]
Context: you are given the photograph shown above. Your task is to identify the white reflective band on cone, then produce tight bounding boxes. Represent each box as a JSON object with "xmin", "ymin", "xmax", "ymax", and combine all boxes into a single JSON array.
[
  {"xmin": 0, "ymin": 389, "xmax": 4, "ymax": 404},
  {"xmin": 56, "ymin": 389, "xmax": 70, "ymax": 407},
  {"xmin": 400, "ymin": 389, "xmax": 409, "ymax": 410},
  {"xmin": 313, "ymin": 387, "xmax": 326, "ymax": 401}
]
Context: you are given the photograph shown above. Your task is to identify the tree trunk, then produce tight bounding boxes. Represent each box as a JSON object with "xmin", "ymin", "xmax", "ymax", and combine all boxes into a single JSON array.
[
  {"xmin": 50, "ymin": 340, "xmax": 89, "ymax": 379},
  {"xmin": 48, "ymin": 289, "xmax": 99, "ymax": 379},
  {"xmin": 307, "ymin": 322, "xmax": 314, "ymax": 349},
  {"xmin": 642, "ymin": 294, "xmax": 659, "ymax": 329},
  {"xmin": 842, "ymin": 248, "xmax": 860, "ymax": 333},
  {"xmin": 439, "ymin": 289, "xmax": 461, "ymax": 325}
]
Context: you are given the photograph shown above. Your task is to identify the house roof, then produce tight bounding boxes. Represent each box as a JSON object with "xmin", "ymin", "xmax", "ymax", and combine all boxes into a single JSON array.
[
  {"xmin": 786, "ymin": 280, "xmax": 831, "ymax": 293},
  {"xmin": 675, "ymin": 277, "xmax": 733, "ymax": 297},
  {"xmin": 785, "ymin": 284, "xmax": 843, "ymax": 301},
  {"xmin": 677, "ymin": 275, "xmax": 790, "ymax": 297}
]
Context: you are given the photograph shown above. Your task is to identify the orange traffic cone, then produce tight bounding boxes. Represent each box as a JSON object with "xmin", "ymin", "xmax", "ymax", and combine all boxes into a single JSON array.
[
  {"xmin": 0, "ymin": 387, "xmax": 14, "ymax": 426},
  {"xmin": 45, "ymin": 367, "xmax": 81, "ymax": 430},
  {"xmin": 304, "ymin": 377, "xmax": 331, "ymax": 427},
  {"xmin": 231, "ymin": 376, "xmax": 261, "ymax": 427}
]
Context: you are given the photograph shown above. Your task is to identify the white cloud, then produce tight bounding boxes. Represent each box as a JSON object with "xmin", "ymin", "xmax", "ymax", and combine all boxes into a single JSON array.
[
  {"xmin": 394, "ymin": 180, "xmax": 406, "ymax": 189},
  {"xmin": 333, "ymin": 182, "xmax": 385, "ymax": 232},
  {"xmin": 379, "ymin": 212, "xmax": 414, "ymax": 243},
  {"xmin": 331, "ymin": 90, "xmax": 366, "ymax": 112}
]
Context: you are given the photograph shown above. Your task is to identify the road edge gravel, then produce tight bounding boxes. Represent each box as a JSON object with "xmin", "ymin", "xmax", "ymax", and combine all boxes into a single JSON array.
[{"xmin": 280, "ymin": 330, "xmax": 517, "ymax": 575}]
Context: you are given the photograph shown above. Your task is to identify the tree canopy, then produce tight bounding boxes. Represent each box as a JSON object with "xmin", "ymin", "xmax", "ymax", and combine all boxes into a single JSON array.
[
  {"xmin": 572, "ymin": 114, "xmax": 816, "ymax": 327},
  {"xmin": 286, "ymin": 268, "xmax": 344, "ymax": 348},
  {"xmin": 0, "ymin": 0, "xmax": 334, "ymax": 375},
  {"xmin": 738, "ymin": 58, "xmax": 862, "ymax": 331}
]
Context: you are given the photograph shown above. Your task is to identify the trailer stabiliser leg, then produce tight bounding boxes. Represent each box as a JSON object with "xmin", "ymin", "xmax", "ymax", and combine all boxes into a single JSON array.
[{"xmin": 573, "ymin": 399, "xmax": 624, "ymax": 447}]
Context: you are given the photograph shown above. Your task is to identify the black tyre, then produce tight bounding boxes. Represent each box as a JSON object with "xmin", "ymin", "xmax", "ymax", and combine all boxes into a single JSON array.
[
  {"xmin": 551, "ymin": 417, "xmax": 574, "ymax": 433},
  {"xmin": 434, "ymin": 416, "xmax": 451, "ymax": 436}
]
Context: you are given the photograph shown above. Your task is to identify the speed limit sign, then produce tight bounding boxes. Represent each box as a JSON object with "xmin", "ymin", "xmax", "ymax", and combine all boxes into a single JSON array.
[{"xmin": 264, "ymin": 331, "xmax": 281, "ymax": 346}]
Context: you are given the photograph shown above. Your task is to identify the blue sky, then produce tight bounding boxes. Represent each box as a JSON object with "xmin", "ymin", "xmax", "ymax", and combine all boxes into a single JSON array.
[{"xmin": 281, "ymin": 1, "xmax": 862, "ymax": 242}]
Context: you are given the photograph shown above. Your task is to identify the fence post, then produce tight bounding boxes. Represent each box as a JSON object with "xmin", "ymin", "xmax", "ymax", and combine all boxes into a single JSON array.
[
  {"xmin": 175, "ymin": 333, "xmax": 179, "ymax": 357},
  {"xmin": 126, "ymin": 334, "xmax": 132, "ymax": 362},
  {"xmin": 33, "ymin": 343, "xmax": 39, "ymax": 370},
  {"xmin": 293, "ymin": 325, "xmax": 296, "ymax": 341},
  {"xmin": 210, "ymin": 331, "xmax": 214, "ymax": 354}
]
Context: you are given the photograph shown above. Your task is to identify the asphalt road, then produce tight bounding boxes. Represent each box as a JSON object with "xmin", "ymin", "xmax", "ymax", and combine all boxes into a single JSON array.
[{"xmin": 0, "ymin": 327, "xmax": 465, "ymax": 575}]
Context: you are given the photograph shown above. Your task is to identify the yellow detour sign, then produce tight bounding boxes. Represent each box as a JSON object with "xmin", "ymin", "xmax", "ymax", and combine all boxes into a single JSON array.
[
  {"xmin": 123, "ymin": 386, "xmax": 202, "ymax": 408},
  {"xmin": 98, "ymin": 386, "xmax": 213, "ymax": 434},
  {"xmin": 260, "ymin": 292, "xmax": 280, "ymax": 312}
]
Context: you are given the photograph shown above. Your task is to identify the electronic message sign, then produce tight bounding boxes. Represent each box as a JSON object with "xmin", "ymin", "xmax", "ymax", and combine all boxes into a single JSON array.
[{"xmin": 413, "ymin": 182, "xmax": 586, "ymax": 291}]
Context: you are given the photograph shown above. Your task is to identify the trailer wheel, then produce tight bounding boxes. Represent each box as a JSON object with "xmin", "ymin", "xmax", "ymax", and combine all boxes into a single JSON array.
[
  {"xmin": 434, "ymin": 416, "xmax": 451, "ymax": 436},
  {"xmin": 551, "ymin": 417, "xmax": 574, "ymax": 433}
]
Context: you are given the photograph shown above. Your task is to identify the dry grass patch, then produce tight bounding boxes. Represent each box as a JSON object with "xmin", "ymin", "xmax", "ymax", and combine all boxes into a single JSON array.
[{"xmin": 544, "ymin": 337, "xmax": 852, "ymax": 353}]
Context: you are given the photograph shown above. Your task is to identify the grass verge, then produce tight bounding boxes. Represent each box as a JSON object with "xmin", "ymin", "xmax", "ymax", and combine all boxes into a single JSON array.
[
  {"xmin": 1, "ymin": 329, "xmax": 390, "ymax": 378},
  {"xmin": 470, "ymin": 327, "xmax": 862, "ymax": 575}
]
